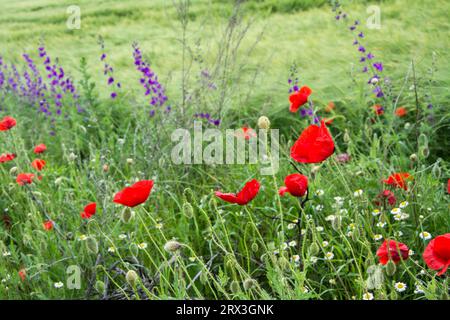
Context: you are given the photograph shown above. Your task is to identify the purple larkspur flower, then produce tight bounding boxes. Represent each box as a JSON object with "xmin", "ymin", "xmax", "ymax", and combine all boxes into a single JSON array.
[
  {"xmin": 373, "ymin": 62, "xmax": 383, "ymax": 72},
  {"xmin": 358, "ymin": 32, "xmax": 364, "ymax": 38},
  {"xmin": 373, "ymin": 86, "xmax": 384, "ymax": 98},
  {"xmin": 358, "ymin": 46, "xmax": 366, "ymax": 53},
  {"xmin": 360, "ymin": 57, "xmax": 366, "ymax": 62},
  {"xmin": 367, "ymin": 53, "xmax": 374, "ymax": 60},
  {"xmin": 349, "ymin": 25, "xmax": 356, "ymax": 31}
]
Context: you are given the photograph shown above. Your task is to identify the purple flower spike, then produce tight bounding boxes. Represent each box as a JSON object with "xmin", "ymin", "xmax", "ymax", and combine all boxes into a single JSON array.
[{"xmin": 373, "ymin": 62, "xmax": 383, "ymax": 72}]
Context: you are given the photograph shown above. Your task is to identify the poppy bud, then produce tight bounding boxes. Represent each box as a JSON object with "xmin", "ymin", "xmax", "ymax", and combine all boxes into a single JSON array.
[
  {"xmin": 243, "ymin": 278, "xmax": 257, "ymax": 290},
  {"xmin": 55, "ymin": 177, "xmax": 64, "ymax": 185},
  {"xmin": 121, "ymin": 208, "xmax": 135, "ymax": 223},
  {"xmin": 164, "ymin": 240, "xmax": 182, "ymax": 252},
  {"xmin": 343, "ymin": 129, "xmax": 350, "ymax": 143},
  {"xmin": 126, "ymin": 270, "xmax": 139, "ymax": 287},
  {"xmin": 95, "ymin": 280, "xmax": 105, "ymax": 293},
  {"xmin": 230, "ymin": 280, "xmax": 240, "ymax": 294},
  {"xmin": 385, "ymin": 259, "xmax": 397, "ymax": 276},
  {"xmin": 409, "ymin": 153, "xmax": 418, "ymax": 162},
  {"xmin": 331, "ymin": 216, "xmax": 341, "ymax": 231},
  {"xmin": 420, "ymin": 146, "xmax": 430, "ymax": 159},
  {"xmin": 9, "ymin": 166, "xmax": 18, "ymax": 175},
  {"xmin": 432, "ymin": 161, "xmax": 441, "ymax": 179},
  {"xmin": 309, "ymin": 242, "xmax": 320, "ymax": 256},
  {"xmin": 103, "ymin": 164, "xmax": 109, "ymax": 172},
  {"xmin": 257, "ymin": 116, "xmax": 270, "ymax": 130},
  {"xmin": 251, "ymin": 242, "xmax": 259, "ymax": 252},
  {"xmin": 86, "ymin": 237, "xmax": 99, "ymax": 254},
  {"xmin": 182, "ymin": 202, "xmax": 194, "ymax": 219},
  {"xmin": 129, "ymin": 243, "xmax": 139, "ymax": 257},
  {"xmin": 158, "ymin": 157, "xmax": 165, "ymax": 167}
]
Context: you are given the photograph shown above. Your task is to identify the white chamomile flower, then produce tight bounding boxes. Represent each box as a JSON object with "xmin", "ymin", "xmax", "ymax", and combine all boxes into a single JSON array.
[
  {"xmin": 287, "ymin": 223, "xmax": 296, "ymax": 230},
  {"xmin": 393, "ymin": 213, "xmax": 403, "ymax": 221},
  {"xmin": 414, "ymin": 284, "xmax": 424, "ymax": 294},
  {"xmin": 339, "ymin": 209, "xmax": 348, "ymax": 215},
  {"xmin": 315, "ymin": 204, "xmax": 324, "ymax": 211},
  {"xmin": 372, "ymin": 209, "xmax": 381, "ymax": 216},
  {"xmin": 419, "ymin": 231, "xmax": 432, "ymax": 240},
  {"xmin": 310, "ymin": 256, "xmax": 318, "ymax": 264},
  {"xmin": 353, "ymin": 189, "xmax": 363, "ymax": 197},
  {"xmin": 362, "ymin": 292, "xmax": 374, "ymax": 300},
  {"xmin": 346, "ymin": 231, "xmax": 353, "ymax": 237},
  {"xmin": 376, "ymin": 221, "xmax": 386, "ymax": 228},
  {"xmin": 394, "ymin": 282, "xmax": 407, "ymax": 292},
  {"xmin": 374, "ymin": 234, "xmax": 383, "ymax": 241},
  {"xmin": 408, "ymin": 249, "xmax": 414, "ymax": 256},
  {"xmin": 108, "ymin": 247, "xmax": 116, "ymax": 253},
  {"xmin": 54, "ymin": 282, "xmax": 64, "ymax": 289},
  {"xmin": 2, "ymin": 251, "xmax": 11, "ymax": 257},
  {"xmin": 395, "ymin": 231, "xmax": 404, "ymax": 237},
  {"xmin": 399, "ymin": 201, "xmax": 409, "ymax": 209},
  {"xmin": 78, "ymin": 234, "xmax": 88, "ymax": 241},
  {"xmin": 155, "ymin": 223, "xmax": 164, "ymax": 229},
  {"xmin": 325, "ymin": 252, "xmax": 334, "ymax": 260},
  {"xmin": 316, "ymin": 226, "xmax": 324, "ymax": 232},
  {"xmin": 325, "ymin": 215, "xmax": 336, "ymax": 221},
  {"xmin": 118, "ymin": 234, "xmax": 127, "ymax": 240},
  {"xmin": 288, "ymin": 240, "xmax": 297, "ymax": 247},
  {"xmin": 315, "ymin": 189, "xmax": 324, "ymax": 197},
  {"xmin": 292, "ymin": 255, "xmax": 300, "ymax": 263},
  {"xmin": 137, "ymin": 242, "xmax": 148, "ymax": 250},
  {"xmin": 322, "ymin": 241, "xmax": 329, "ymax": 247},
  {"xmin": 390, "ymin": 208, "xmax": 401, "ymax": 215}
]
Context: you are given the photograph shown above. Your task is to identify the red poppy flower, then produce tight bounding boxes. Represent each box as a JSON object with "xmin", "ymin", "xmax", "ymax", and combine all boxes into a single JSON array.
[
  {"xmin": 289, "ymin": 86, "xmax": 312, "ymax": 113},
  {"xmin": 395, "ymin": 107, "xmax": 407, "ymax": 117},
  {"xmin": 43, "ymin": 220, "xmax": 54, "ymax": 231},
  {"xmin": 215, "ymin": 179, "xmax": 260, "ymax": 205},
  {"xmin": 113, "ymin": 180, "xmax": 154, "ymax": 207},
  {"xmin": 279, "ymin": 174, "xmax": 308, "ymax": 197},
  {"xmin": 291, "ymin": 120, "xmax": 335, "ymax": 163},
  {"xmin": 0, "ymin": 116, "xmax": 17, "ymax": 131},
  {"xmin": 236, "ymin": 127, "xmax": 257, "ymax": 140},
  {"xmin": 80, "ymin": 202, "xmax": 97, "ymax": 219},
  {"xmin": 376, "ymin": 240, "xmax": 409, "ymax": 265},
  {"xmin": 18, "ymin": 269, "xmax": 26, "ymax": 282},
  {"xmin": 16, "ymin": 173, "xmax": 36, "ymax": 186},
  {"xmin": 423, "ymin": 234, "xmax": 450, "ymax": 276},
  {"xmin": 31, "ymin": 159, "xmax": 46, "ymax": 171},
  {"xmin": 383, "ymin": 172, "xmax": 412, "ymax": 190},
  {"xmin": 34, "ymin": 143, "xmax": 47, "ymax": 154},
  {"xmin": 372, "ymin": 104, "xmax": 384, "ymax": 115},
  {"xmin": 0, "ymin": 153, "xmax": 16, "ymax": 163},
  {"xmin": 447, "ymin": 179, "xmax": 450, "ymax": 194}
]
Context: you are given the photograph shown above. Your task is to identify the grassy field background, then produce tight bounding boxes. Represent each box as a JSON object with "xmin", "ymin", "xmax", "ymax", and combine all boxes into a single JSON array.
[{"xmin": 0, "ymin": 0, "xmax": 449, "ymax": 300}]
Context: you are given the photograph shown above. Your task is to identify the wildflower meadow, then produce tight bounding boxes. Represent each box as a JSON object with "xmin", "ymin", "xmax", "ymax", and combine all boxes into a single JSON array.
[{"xmin": 0, "ymin": 0, "xmax": 449, "ymax": 302}]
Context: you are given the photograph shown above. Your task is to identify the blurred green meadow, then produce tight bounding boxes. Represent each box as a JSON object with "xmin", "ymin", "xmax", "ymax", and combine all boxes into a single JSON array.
[{"xmin": 0, "ymin": 0, "xmax": 449, "ymax": 300}]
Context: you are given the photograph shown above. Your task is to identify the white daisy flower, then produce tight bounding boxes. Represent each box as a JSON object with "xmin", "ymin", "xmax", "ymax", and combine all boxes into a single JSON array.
[
  {"xmin": 288, "ymin": 240, "xmax": 297, "ymax": 247},
  {"xmin": 325, "ymin": 215, "xmax": 336, "ymax": 221},
  {"xmin": 393, "ymin": 213, "xmax": 403, "ymax": 221},
  {"xmin": 325, "ymin": 252, "xmax": 334, "ymax": 260},
  {"xmin": 2, "ymin": 251, "xmax": 11, "ymax": 257},
  {"xmin": 78, "ymin": 234, "xmax": 88, "ymax": 241},
  {"xmin": 414, "ymin": 284, "xmax": 424, "ymax": 294},
  {"xmin": 316, "ymin": 226, "xmax": 324, "ymax": 232},
  {"xmin": 315, "ymin": 204, "xmax": 324, "ymax": 211},
  {"xmin": 108, "ymin": 247, "xmax": 116, "ymax": 253},
  {"xmin": 390, "ymin": 208, "xmax": 401, "ymax": 215},
  {"xmin": 315, "ymin": 189, "xmax": 324, "ymax": 197},
  {"xmin": 322, "ymin": 241, "xmax": 329, "ymax": 247},
  {"xmin": 310, "ymin": 256, "xmax": 318, "ymax": 264},
  {"xmin": 118, "ymin": 234, "xmax": 127, "ymax": 240},
  {"xmin": 371, "ymin": 209, "xmax": 381, "ymax": 216},
  {"xmin": 395, "ymin": 231, "xmax": 404, "ymax": 237},
  {"xmin": 137, "ymin": 242, "xmax": 148, "ymax": 249},
  {"xmin": 362, "ymin": 292, "xmax": 374, "ymax": 300},
  {"xmin": 376, "ymin": 221, "xmax": 386, "ymax": 228},
  {"xmin": 394, "ymin": 282, "xmax": 407, "ymax": 292},
  {"xmin": 346, "ymin": 231, "xmax": 353, "ymax": 237},
  {"xmin": 292, "ymin": 255, "xmax": 300, "ymax": 262},
  {"xmin": 353, "ymin": 189, "xmax": 363, "ymax": 197},
  {"xmin": 373, "ymin": 234, "xmax": 383, "ymax": 241},
  {"xmin": 419, "ymin": 231, "xmax": 432, "ymax": 240},
  {"xmin": 155, "ymin": 223, "xmax": 164, "ymax": 229},
  {"xmin": 399, "ymin": 201, "xmax": 409, "ymax": 208},
  {"xmin": 287, "ymin": 223, "xmax": 296, "ymax": 230},
  {"xmin": 54, "ymin": 282, "xmax": 64, "ymax": 288}
]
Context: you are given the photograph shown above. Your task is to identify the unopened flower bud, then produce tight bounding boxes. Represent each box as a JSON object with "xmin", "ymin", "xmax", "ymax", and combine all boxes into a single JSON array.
[
  {"xmin": 409, "ymin": 153, "xmax": 418, "ymax": 162},
  {"xmin": 164, "ymin": 240, "xmax": 182, "ymax": 253},
  {"xmin": 385, "ymin": 260, "xmax": 397, "ymax": 276},
  {"xmin": 126, "ymin": 270, "xmax": 139, "ymax": 286},
  {"xmin": 121, "ymin": 208, "xmax": 134, "ymax": 223},
  {"xmin": 257, "ymin": 116, "xmax": 270, "ymax": 130},
  {"xmin": 182, "ymin": 202, "xmax": 194, "ymax": 219},
  {"xmin": 243, "ymin": 278, "xmax": 257, "ymax": 290},
  {"xmin": 230, "ymin": 280, "xmax": 240, "ymax": 293},
  {"xmin": 86, "ymin": 237, "xmax": 99, "ymax": 254},
  {"xmin": 126, "ymin": 158, "xmax": 133, "ymax": 165},
  {"xmin": 9, "ymin": 166, "xmax": 18, "ymax": 175},
  {"xmin": 103, "ymin": 164, "xmax": 109, "ymax": 172},
  {"xmin": 95, "ymin": 280, "xmax": 105, "ymax": 293},
  {"xmin": 68, "ymin": 152, "xmax": 77, "ymax": 161}
]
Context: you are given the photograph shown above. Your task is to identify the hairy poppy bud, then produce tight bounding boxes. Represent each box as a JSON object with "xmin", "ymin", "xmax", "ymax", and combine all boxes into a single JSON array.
[
  {"xmin": 126, "ymin": 270, "xmax": 139, "ymax": 287},
  {"xmin": 432, "ymin": 161, "xmax": 441, "ymax": 179},
  {"xmin": 182, "ymin": 202, "xmax": 194, "ymax": 219},
  {"xmin": 420, "ymin": 146, "xmax": 430, "ymax": 159},
  {"xmin": 86, "ymin": 237, "xmax": 99, "ymax": 254},
  {"xmin": 55, "ymin": 177, "xmax": 64, "ymax": 185},
  {"xmin": 121, "ymin": 208, "xmax": 134, "ymax": 223},
  {"xmin": 230, "ymin": 280, "xmax": 240, "ymax": 294},
  {"xmin": 9, "ymin": 166, "xmax": 18, "ymax": 175},
  {"xmin": 385, "ymin": 259, "xmax": 396, "ymax": 276},
  {"xmin": 257, "ymin": 116, "xmax": 270, "ymax": 130},
  {"xmin": 409, "ymin": 153, "xmax": 418, "ymax": 162},
  {"xmin": 243, "ymin": 278, "xmax": 257, "ymax": 290},
  {"xmin": 95, "ymin": 280, "xmax": 105, "ymax": 293},
  {"xmin": 164, "ymin": 240, "xmax": 182, "ymax": 252},
  {"xmin": 343, "ymin": 129, "xmax": 350, "ymax": 143},
  {"xmin": 309, "ymin": 242, "xmax": 320, "ymax": 256},
  {"xmin": 103, "ymin": 164, "xmax": 109, "ymax": 172}
]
